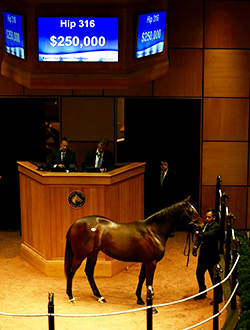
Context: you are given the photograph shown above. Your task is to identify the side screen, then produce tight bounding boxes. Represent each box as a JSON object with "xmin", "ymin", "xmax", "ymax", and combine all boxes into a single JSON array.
[
  {"xmin": 2, "ymin": 11, "xmax": 26, "ymax": 60},
  {"xmin": 135, "ymin": 11, "xmax": 167, "ymax": 59}
]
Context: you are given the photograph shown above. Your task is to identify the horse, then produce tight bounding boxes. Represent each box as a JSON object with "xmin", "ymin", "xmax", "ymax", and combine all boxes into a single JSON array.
[{"xmin": 65, "ymin": 196, "xmax": 201, "ymax": 305}]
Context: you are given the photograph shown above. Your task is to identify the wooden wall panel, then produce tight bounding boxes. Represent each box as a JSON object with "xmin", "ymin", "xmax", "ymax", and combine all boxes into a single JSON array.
[
  {"xmin": 61, "ymin": 97, "xmax": 115, "ymax": 141},
  {"xmin": 203, "ymin": 98, "xmax": 249, "ymax": 141},
  {"xmin": 202, "ymin": 142, "xmax": 248, "ymax": 185},
  {"xmin": 204, "ymin": 50, "xmax": 250, "ymax": 98},
  {"xmin": 73, "ymin": 89, "xmax": 103, "ymax": 96},
  {"xmin": 168, "ymin": 0, "xmax": 203, "ymax": 48},
  {"xmin": 0, "ymin": 51, "xmax": 23, "ymax": 95},
  {"xmin": 20, "ymin": 175, "xmax": 48, "ymax": 258},
  {"xmin": 49, "ymin": 185, "xmax": 109, "ymax": 258},
  {"xmin": 154, "ymin": 49, "xmax": 203, "ymax": 97},
  {"xmin": 104, "ymin": 81, "xmax": 153, "ymax": 97},
  {"xmin": 202, "ymin": 186, "xmax": 247, "ymax": 230},
  {"xmin": 24, "ymin": 88, "xmax": 71, "ymax": 96},
  {"xmin": 205, "ymin": 1, "xmax": 250, "ymax": 49}
]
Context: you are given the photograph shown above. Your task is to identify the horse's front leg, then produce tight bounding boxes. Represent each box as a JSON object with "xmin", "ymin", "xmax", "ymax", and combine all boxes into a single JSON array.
[
  {"xmin": 145, "ymin": 261, "xmax": 158, "ymax": 314},
  {"xmin": 136, "ymin": 263, "xmax": 146, "ymax": 305},
  {"xmin": 85, "ymin": 251, "xmax": 106, "ymax": 303}
]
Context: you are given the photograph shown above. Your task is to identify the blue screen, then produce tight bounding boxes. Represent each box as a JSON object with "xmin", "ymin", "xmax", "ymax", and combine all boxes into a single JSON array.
[
  {"xmin": 136, "ymin": 11, "xmax": 167, "ymax": 59},
  {"xmin": 2, "ymin": 11, "xmax": 25, "ymax": 60},
  {"xmin": 38, "ymin": 17, "xmax": 119, "ymax": 62}
]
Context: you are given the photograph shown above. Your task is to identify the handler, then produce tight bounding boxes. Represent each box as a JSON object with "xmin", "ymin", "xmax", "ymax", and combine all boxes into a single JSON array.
[{"xmin": 192, "ymin": 208, "xmax": 223, "ymax": 304}]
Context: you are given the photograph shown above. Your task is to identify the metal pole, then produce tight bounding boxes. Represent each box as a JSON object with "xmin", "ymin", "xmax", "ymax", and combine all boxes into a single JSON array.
[
  {"xmin": 146, "ymin": 297, "xmax": 153, "ymax": 330},
  {"xmin": 225, "ymin": 216, "xmax": 232, "ymax": 277},
  {"xmin": 231, "ymin": 238, "xmax": 238, "ymax": 310},
  {"xmin": 48, "ymin": 293, "xmax": 55, "ymax": 330},
  {"xmin": 213, "ymin": 265, "xmax": 220, "ymax": 330},
  {"xmin": 219, "ymin": 195, "xmax": 226, "ymax": 254},
  {"xmin": 215, "ymin": 175, "xmax": 222, "ymax": 221}
]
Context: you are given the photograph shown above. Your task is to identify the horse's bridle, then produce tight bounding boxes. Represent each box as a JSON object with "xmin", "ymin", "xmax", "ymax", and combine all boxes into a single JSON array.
[
  {"xmin": 183, "ymin": 203, "xmax": 202, "ymax": 266},
  {"xmin": 183, "ymin": 204, "xmax": 202, "ymax": 226}
]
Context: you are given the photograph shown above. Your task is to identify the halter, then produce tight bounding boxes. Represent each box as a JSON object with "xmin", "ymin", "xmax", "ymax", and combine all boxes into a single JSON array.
[
  {"xmin": 182, "ymin": 204, "xmax": 202, "ymax": 225},
  {"xmin": 182, "ymin": 203, "xmax": 202, "ymax": 266}
]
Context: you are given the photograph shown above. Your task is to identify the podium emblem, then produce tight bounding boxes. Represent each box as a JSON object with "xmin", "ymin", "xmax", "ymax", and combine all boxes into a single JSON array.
[{"xmin": 68, "ymin": 190, "xmax": 86, "ymax": 209}]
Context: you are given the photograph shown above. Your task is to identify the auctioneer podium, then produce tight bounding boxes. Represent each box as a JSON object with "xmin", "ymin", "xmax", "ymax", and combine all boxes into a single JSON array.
[{"xmin": 17, "ymin": 161, "xmax": 145, "ymax": 277}]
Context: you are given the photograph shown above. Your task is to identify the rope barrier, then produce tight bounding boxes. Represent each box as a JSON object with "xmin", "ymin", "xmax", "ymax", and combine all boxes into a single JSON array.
[{"xmin": 0, "ymin": 253, "xmax": 240, "ymax": 325}]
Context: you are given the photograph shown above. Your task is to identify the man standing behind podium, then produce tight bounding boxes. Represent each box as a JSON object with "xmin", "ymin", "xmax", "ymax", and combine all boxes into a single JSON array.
[
  {"xmin": 47, "ymin": 137, "xmax": 77, "ymax": 171},
  {"xmin": 81, "ymin": 138, "xmax": 115, "ymax": 173}
]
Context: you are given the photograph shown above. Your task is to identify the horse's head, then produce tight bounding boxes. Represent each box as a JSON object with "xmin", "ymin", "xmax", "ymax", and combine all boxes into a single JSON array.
[{"xmin": 182, "ymin": 196, "xmax": 203, "ymax": 229}]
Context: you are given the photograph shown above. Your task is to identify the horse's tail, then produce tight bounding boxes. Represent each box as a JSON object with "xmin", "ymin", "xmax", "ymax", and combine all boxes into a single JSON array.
[{"xmin": 65, "ymin": 225, "xmax": 74, "ymax": 276}]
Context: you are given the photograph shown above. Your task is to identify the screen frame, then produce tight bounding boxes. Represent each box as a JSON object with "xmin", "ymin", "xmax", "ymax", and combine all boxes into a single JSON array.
[
  {"xmin": 134, "ymin": 10, "xmax": 167, "ymax": 60},
  {"xmin": 37, "ymin": 16, "xmax": 119, "ymax": 63},
  {"xmin": 2, "ymin": 11, "xmax": 26, "ymax": 61}
]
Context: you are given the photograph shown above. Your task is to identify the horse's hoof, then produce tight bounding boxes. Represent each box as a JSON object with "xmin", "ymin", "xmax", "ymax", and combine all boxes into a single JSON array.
[
  {"xmin": 68, "ymin": 298, "xmax": 76, "ymax": 304},
  {"xmin": 98, "ymin": 296, "xmax": 106, "ymax": 303},
  {"xmin": 137, "ymin": 298, "xmax": 145, "ymax": 305}
]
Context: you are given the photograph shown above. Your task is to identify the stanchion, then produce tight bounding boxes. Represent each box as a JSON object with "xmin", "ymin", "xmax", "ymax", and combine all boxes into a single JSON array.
[
  {"xmin": 48, "ymin": 293, "xmax": 55, "ymax": 330},
  {"xmin": 219, "ymin": 193, "xmax": 229, "ymax": 254},
  {"xmin": 225, "ymin": 215, "xmax": 232, "ymax": 276},
  {"xmin": 231, "ymin": 238, "xmax": 238, "ymax": 310},
  {"xmin": 215, "ymin": 175, "xmax": 222, "ymax": 222},
  {"xmin": 146, "ymin": 297, "xmax": 153, "ymax": 330},
  {"xmin": 213, "ymin": 265, "xmax": 221, "ymax": 330}
]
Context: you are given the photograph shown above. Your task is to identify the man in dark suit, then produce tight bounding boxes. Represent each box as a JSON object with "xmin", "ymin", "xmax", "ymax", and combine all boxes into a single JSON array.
[
  {"xmin": 157, "ymin": 158, "xmax": 179, "ymax": 210},
  {"xmin": 81, "ymin": 138, "xmax": 115, "ymax": 172},
  {"xmin": 47, "ymin": 137, "xmax": 77, "ymax": 171},
  {"xmin": 192, "ymin": 208, "xmax": 223, "ymax": 303}
]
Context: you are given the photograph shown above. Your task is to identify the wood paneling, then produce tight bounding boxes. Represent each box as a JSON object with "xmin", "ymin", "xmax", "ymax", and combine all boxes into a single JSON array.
[
  {"xmin": 62, "ymin": 97, "xmax": 114, "ymax": 141},
  {"xmin": 24, "ymin": 88, "xmax": 72, "ymax": 96},
  {"xmin": 205, "ymin": 1, "xmax": 250, "ymax": 49},
  {"xmin": 0, "ymin": 51, "xmax": 23, "ymax": 95},
  {"xmin": 154, "ymin": 49, "xmax": 203, "ymax": 97},
  {"xmin": 202, "ymin": 142, "xmax": 248, "ymax": 185},
  {"xmin": 202, "ymin": 186, "xmax": 247, "ymax": 230},
  {"xmin": 204, "ymin": 50, "xmax": 250, "ymax": 98},
  {"xmin": 168, "ymin": 0, "xmax": 203, "ymax": 48},
  {"xmin": 104, "ymin": 81, "xmax": 153, "ymax": 97},
  {"xmin": 73, "ymin": 89, "xmax": 103, "ymax": 96},
  {"xmin": 203, "ymin": 98, "xmax": 249, "ymax": 141}
]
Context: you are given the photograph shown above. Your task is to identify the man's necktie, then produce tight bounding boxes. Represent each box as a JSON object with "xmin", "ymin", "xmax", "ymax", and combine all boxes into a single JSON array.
[
  {"xmin": 161, "ymin": 172, "xmax": 165, "ymax": 186},
  {"xmin": 97, "ymin": 155, "xmax": 102, "ymax": 168}
]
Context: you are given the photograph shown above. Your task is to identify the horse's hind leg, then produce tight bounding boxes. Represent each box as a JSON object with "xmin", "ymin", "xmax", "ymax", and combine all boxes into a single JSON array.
[
  {"xmin": 85, "ymin": 250, "xmax": 106, "ymax": 303},
  {"xmin": 66, "ymin": 257, "xmax": 83, "ymax": 302},
  {"xmin": 135, "ymin": 264, "xmax": 146, "ymax": 305}
]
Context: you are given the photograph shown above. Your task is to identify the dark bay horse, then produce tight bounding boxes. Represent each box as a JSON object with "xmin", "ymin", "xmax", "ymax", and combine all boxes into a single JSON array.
[{"xmin": 65, "ymin": 196, "xmax": 201, "ymax": 305}]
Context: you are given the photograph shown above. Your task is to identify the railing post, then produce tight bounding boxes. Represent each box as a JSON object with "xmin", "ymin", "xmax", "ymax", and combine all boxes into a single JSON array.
[
  {"xmin": 225, "ymin": 215, "xmax": 232, "ymax": 277},
  {"xmin": 146, "ymin": 297, "xmax": 153, "ymax": 330},
  {"xmin": 219, "ymin": 193, "xmax": 229, "ymax": 254},
  {"xmin": 48, "ymin": 293, "xmax": 55, "ymax": 330},
  {"xmin": 213, "ymin": 264, "xmax": 221, "ymax": 330},
  {"xmin": 215, "ymin": 175, "xmax": 222, "ymax": 222},
  {"xmin": 231, "ymin": 237, "xmax": 238, "ymax": 310}
]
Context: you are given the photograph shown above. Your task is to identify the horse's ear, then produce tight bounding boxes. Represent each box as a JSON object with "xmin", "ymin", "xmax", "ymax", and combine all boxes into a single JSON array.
[{"xmin": 185, "ymin": 195, "xmax": 191, "ymax": 202}]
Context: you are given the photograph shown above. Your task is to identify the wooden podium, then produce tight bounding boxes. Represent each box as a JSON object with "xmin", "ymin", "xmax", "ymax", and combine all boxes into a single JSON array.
[{"xmin": 17, "ymin": 161, "xmax": 145, "ymax": 277}]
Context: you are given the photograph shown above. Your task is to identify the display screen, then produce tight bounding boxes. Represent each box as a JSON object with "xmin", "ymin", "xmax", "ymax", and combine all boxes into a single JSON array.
[
  {"xmin": 135, "ymin": 11, "xmax": 167, "ymax": 59},
  {"xmin": 2, "ymin": 11, "xmax": 26, "ymax": 60},
  {"xmin": 38, "ymin": 17, "xmax": 119, "ymax": 62}
]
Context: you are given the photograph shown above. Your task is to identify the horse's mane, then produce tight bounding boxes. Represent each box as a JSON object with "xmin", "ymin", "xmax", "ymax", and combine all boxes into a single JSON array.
[{"xmin": 144, "ymin": 201, "xmax": 182, "ymax": 224}]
